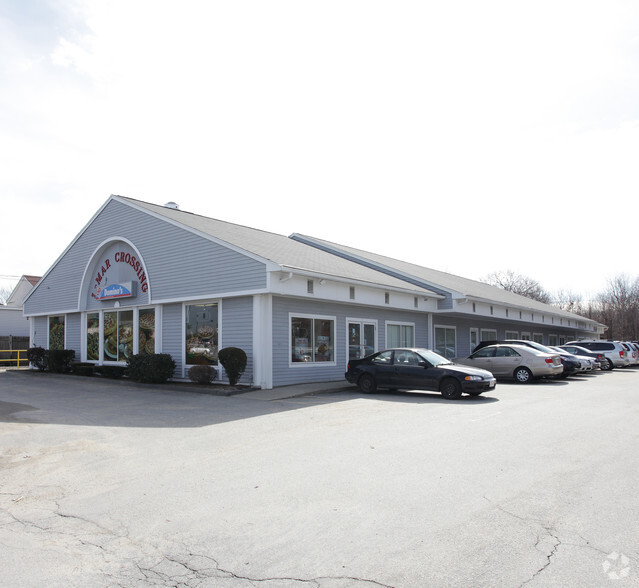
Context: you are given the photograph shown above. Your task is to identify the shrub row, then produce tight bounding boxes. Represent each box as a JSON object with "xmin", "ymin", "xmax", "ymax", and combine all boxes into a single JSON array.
[{"xmin": 26, "ymin": 346, "xmax": 247, "ymax": 386}]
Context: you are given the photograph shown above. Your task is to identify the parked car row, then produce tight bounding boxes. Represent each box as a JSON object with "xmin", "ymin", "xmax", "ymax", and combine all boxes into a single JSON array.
[
  {"xmin": 565, "ymin": 339, "xmax": 639, "ymax": 369},
  {"xmin": 344, "ymin": 339, "xmax": 639, "ymax": 400}
]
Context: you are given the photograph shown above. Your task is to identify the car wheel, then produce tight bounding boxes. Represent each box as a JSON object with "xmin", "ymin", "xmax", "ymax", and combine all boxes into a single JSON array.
[
  {"xmin": 358, "ymin": 374, "xmax": 377, "ymax": 394},
  {"xmin": 601, "ymin": 359, "xmax": 614, "ymax": 371},
  {"xmin": 440, "ymin": 378, "xmax": 462, "ymax": 400},
  {"xmin": 513, "ymin": 367, "xmax": 533, "ymax": 384}
]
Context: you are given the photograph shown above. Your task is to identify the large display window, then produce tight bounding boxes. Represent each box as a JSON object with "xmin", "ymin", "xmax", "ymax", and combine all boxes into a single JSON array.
[
  {"xmin": 138, "ymin": 308, "xmax": 156, "ymax": 355},
  {"xmin": 103, "ymin": 310, "xmax": 133, "ymax": 362},
  {"xmin": 85, "ymin": 307, "xmax": 156, "ymax": 362},
  {"xmin": 290, "ymin": 314, "xmax": 335, "ymax": 363},
  {"xmin": 87, "ymin": 313, "xmax": 100, "ymax": 360},
  {"xmin": 185, "ymin": 303, "xmax": 219, "ymax": 365},
  {"xmin": 49, "ymin": 316, "xmax": 65, "ymax": 350}
]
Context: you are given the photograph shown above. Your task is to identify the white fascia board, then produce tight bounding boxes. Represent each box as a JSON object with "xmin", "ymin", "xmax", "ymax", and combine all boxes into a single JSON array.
[
  {"xmin": 115, "ymin": 196, "xmax": 282, "ymax": 272},
  {"xmin": 453, "ymin": 295, "xmax": 602, "ymax": 328},
  {"xmin": 23, "ymin": 307, "xmax": 81, "ymax": 318},
  {"xmin": 149, "ymin": 287, "xmax": 271, "ymax": 305},
  {"xmin": 275, "ymin": 267, "xmax": 444, "ymax": 298}
]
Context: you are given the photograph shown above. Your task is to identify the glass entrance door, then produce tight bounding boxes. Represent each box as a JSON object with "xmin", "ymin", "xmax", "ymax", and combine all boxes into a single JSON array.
[{"xmin": 348, "ymin": 322, "xmax": 376, "ymax": 360}]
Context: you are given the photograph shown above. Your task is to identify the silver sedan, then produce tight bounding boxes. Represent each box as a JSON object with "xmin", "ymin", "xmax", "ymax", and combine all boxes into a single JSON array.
[{"xmin": 455, "ymin": 344, "xmax": 563, "ymax": 383}]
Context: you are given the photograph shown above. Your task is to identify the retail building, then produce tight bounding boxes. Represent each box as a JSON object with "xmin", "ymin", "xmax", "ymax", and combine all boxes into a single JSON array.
[{"xmin": 23, "ymin": 196, "xmax": 605, "ymax": 388}]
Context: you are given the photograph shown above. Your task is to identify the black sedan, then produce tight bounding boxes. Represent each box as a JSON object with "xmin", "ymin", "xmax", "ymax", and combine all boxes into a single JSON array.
[{"xmin": 345, "ymin": 348, "xmax": 496, "ymax": 400}]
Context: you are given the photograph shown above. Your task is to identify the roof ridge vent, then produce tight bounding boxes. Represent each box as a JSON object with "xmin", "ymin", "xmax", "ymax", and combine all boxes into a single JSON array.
[{"xmin": 164, "ymin": 201, "xmax": 179, "ymax": 209}]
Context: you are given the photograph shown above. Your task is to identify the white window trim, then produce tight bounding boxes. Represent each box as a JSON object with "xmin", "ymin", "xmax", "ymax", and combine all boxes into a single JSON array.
[
  {"xmin": 182, "ymin": 300, "xmax": 221, "ymax": 377},
  {"xmin": 82, "ymin": 305, "xmax": 160, "ymax": 364},
  {"xmin": 434, "ymin": 324, "xmax": 457, "ymax": 358},
  {"xmin": 289, "ymin": 312, "xmax": 337, "ymax": 367},
  {"xmin": 47, "ymin": 314, "xmax": 66, "ymax": 350},
  {"xmin": 385, "ymin": 320, "xmax": 415, "ymax": 348},
  {"xmin": 470, "ymin": 328, "xmax": 479, "ymax": 352}
]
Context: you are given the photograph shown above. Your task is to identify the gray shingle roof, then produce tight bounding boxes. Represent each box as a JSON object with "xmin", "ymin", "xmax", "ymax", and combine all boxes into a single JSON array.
[
  {"xmin": 290, "ymin": 233, "xmax": 601, "ymax": 324},
  {"xmin": 117, "ymin": 196, "xmax": 441, "ymax": 297}
]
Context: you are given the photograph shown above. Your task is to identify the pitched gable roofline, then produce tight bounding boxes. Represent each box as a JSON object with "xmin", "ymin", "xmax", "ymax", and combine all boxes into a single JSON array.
[
  {"xmin": 115, "ymin": 195, "xmax": 282, "ymax": 271},
  {"xmin": 23, "ymin": 197, "xmax": 116, "ymax": 306},
  {"xmin": 290, "ymin": 233, "xmax": 603, "ymax": 326},
  {"xmin": 25, "ymin": 195, "xmax": 443, "ymax": 305},
  {"xmin": 119, "ymin": 196, "xmax": 442, "ymax": 296}
]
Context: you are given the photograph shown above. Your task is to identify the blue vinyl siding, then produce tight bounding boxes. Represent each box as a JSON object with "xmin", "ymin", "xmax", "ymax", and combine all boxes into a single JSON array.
[
  {"xmin": 271, "ymin": 296, "xmax": 430, "ymax": 387},
  {"xmin": 162, "ymin": 303, "xmax": 184, "ymax": 376},
  {"xmin": 66, "ymin": 313, "xmax": 81, "ymax": 355},
  {"xmin": 25, "ymin": 199, "xmax": 268, "ymax": 316},
  {"xmin": 32, "ymin": 316, "xmax": 48, "ymax": 348},
  {"xmin": 220, "ymin": 297, "xmax": 253, "ymax": 385}
]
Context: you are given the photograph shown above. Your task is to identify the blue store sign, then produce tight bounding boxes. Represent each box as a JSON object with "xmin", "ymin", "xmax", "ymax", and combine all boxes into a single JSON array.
[{"xmin": 99, "ymin": 282, "xmax": 136, "ymax": 300}]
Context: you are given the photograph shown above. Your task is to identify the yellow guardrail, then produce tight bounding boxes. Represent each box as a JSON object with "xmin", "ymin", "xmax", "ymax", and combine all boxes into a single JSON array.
[{"xmin": 0, "ymin": 349, "xmax": 29, "ymax": 367}]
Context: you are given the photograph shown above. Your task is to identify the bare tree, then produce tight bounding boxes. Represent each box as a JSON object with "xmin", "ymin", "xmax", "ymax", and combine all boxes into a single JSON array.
[
  {"xmin": 552, "ymin": 289, "xmax": 586, "ymax": 315},
  {"xmin": 0, "ymin": 286, "xmax": 11, "ymax": 306},
  {"xmin": 592, "ymin": 274, "xmax": 639, "ymax": 340},
  {"xmin": 482, "ymin": 269, "xmax": 552, "ymax": 304}
]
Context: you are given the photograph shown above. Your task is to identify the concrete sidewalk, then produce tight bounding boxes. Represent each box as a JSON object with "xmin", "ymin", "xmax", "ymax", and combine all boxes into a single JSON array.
[
  {"xmin": 237, "ymin": 380, "xmax": 355, "ymax": 401},
  {"xmin": 0, "ymin": 368, "xmax": 356, "ymax": 401}
]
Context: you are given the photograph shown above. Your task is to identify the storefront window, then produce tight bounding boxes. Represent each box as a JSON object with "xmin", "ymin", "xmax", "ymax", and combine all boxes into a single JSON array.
[
  {"xmin": 139, "ymin": 308, "xmax": 155, "ymax": 356},
  {"xmin": 386, "ymin": 323, "xmax": 414, "ymax": 348},
  {"xmin": 291, "ymin": 315, "xmax": 335, "ymax": 363},
  {"xmin": 49, "ymin": 316, "xmax": 65, "ymax": 350},
  {"xmin": 87, "ymin": 313, "xmax": 100, "ymax": 360},
  {"xmin": 185, "ymin": 303, "xmax": 218, "ymax": 365},
  {"xmin": 480, "ymin": 329, "xmax": 497, "ymax": 341},
  {"xmin": 434, "ymin": 326, "xmax": 456, "ymax": 359},
  {"xmin": 103, "ymin": 310, "xmax": 133, "ymax": 362}
]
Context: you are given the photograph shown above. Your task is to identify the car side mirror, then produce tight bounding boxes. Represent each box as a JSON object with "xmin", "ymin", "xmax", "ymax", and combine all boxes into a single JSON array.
[{"xmin": 418, "ymin": 360, "xmax": 428, "ymax": 367}]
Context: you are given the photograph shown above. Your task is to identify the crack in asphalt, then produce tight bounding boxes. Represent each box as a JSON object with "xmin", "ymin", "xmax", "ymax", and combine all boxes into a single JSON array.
[
  {"xmin": 2, "ymin": 500, "xmax": 394, "ymax": 587},
  {"xmin": 519, "ymin": 527, "xmax": 561, "ymax": 587},
  {"xmin": 482, "ymin": 496, "xmax": 614, "ymax": 588},
  {"xmin": 135, "ymin": 551, "xmax": 395, "ymax": 587}
]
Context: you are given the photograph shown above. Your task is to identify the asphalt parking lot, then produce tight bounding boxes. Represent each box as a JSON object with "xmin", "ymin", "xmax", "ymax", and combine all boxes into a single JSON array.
[{"xmin": 1, "ymin": 369, "xmax": 638, "ymax": 587}]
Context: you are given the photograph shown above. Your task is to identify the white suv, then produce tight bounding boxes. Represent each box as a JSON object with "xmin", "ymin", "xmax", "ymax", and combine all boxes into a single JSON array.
[
  {"xmin": 565, "ymin": 340, "xmax": 629, "ymax": 369},
  {"xmin": 621, "ymin": 342, "xmax": 639, "ymax": 366}
]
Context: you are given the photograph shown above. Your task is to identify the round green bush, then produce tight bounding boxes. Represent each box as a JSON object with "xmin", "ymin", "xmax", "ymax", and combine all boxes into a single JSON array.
[
  {"xmin": 218, "ymin": 347, "xmax": 247, "ymax": 386},
  {"xmin": 188, "ymin": 365, "xmax": 218, "ymax": 384}
]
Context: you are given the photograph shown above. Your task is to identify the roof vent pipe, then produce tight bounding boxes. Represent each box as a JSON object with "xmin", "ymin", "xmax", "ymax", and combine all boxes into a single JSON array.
[{"xmin": 164, "ymin": 201, "xmax": 179, "ymax": 209}]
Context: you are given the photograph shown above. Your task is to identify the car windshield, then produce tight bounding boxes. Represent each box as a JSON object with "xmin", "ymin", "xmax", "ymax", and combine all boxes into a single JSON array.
[
  {"xmin": 522, "ymin": 341, "xmax": 556, "ymax": 354},
  {"xmin": 415, "ymin": 349, "xmax": 452, "ymax": 366}
]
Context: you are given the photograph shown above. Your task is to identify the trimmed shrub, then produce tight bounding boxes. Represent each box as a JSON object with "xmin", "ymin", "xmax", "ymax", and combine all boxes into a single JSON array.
[
  {"xmin": 188, "ymin": 364, "xmax": 218, "ymax": 385},
  {"xmin": 95, "ymin": 365, "xmax": 126, "ymax": 379},
  {"xmin": 218, "ymin": 347, "xmax": 247, "ymax": 386},
  {"xmin": 126, "ymin": 353, "xmax": 176, "ymax": 384},
  {"xmin": 27, "ymin": 347, "xmax": 48, "ymax": 371},
  {"xmin": 72, "ymin": 363, "xmax": 95, "ymax": 377},
  {"xmin": 48, "ymin": 349, "xmax": 76, "ymax": 373}
]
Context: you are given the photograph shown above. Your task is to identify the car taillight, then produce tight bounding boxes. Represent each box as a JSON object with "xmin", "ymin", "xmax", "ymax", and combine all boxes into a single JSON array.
[
  {"xmin": 619, "ymin": 351, "xmax": 625, "ymax": 358},
  {"xmin": 545, "ymin": 358, "xmax": 554, "ymax": 364},
  {"xmin": 347, "ymin": 362, "xmax": 351, "ymax": 371}
]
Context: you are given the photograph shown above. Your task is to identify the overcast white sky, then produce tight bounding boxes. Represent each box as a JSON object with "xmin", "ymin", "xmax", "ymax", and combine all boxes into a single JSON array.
[{"xmin": 2, "ymin": 0, "xmax": 638, "ymax": 301}]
